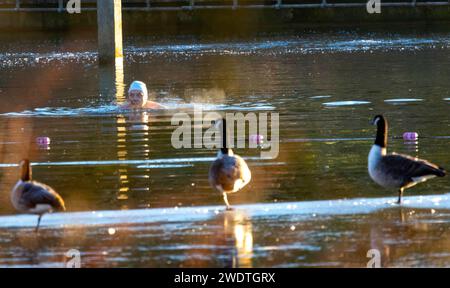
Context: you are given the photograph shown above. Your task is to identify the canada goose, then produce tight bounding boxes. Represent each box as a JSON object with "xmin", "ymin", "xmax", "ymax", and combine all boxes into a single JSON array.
[
  {"xmin": 368, "ymin": 115, "xmax": 446, "ymax": 204},
  {"xmin": 11, "ymin": 159, "xmax": 66, "ymax": 231},
  {"xmin": 209, "ymin": 119, "xmax": 252, "ymax": 210}
]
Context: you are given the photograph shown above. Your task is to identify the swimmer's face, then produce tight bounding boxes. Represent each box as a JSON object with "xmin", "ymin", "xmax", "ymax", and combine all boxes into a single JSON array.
[{"xmin": 128, "ymin": 90, "xmax": 145, "ymax": 107}]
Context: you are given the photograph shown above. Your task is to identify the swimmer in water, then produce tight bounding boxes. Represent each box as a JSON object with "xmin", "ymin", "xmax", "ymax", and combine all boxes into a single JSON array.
[{"xmin": 121, "ymin": 81, "xmax": 166, "ymax": 110}]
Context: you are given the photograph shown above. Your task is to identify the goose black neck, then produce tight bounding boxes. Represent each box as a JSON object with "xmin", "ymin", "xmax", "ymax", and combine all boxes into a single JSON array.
[
  {"xmin": 221, "ymin": 119, "xmax": 230, "ymax": 155},
  {"xmin": 21, "ymin": 160, "xmax": 31, "ymax": 181},
  {"xmin": 375, "ymin": 117, "xmax": 388, "ymax": 148}
]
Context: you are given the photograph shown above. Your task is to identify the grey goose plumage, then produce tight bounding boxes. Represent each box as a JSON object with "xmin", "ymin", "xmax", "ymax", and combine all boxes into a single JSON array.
[
  {"xmin": 368, "ymin": 115, "xmax": 446, "ymax": 204},
  {"xmin": 11, "ymin": 159, "xmax": 66, "ymax": 231},
  {"xmin": 209, "ymin": 119, "xmax": 251, "ymax": 210}
]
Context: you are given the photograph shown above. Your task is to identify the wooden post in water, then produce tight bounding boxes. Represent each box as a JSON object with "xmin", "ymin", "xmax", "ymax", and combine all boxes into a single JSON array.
[{"xmin": 97, "ymin": 0, "xmax": 123, "ymax": 64}]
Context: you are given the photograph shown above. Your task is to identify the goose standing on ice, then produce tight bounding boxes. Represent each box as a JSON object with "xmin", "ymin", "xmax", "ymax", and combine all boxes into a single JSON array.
[
  {"xmin": 209, "ymin": 119, "xmax": 252, "ymax": 210},
  {"xmin": 11, "ymin": 159, "xmax": 66, "ymax": 231},
  {"xmin": 368, "ymin": 115, "xmax": 446, "ymax": 204}
]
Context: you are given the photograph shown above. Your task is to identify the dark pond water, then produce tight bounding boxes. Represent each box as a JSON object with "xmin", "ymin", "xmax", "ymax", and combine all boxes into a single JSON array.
[{"xmin": 0, "ymin": 28, "xmax": 449, "ymax": 267}]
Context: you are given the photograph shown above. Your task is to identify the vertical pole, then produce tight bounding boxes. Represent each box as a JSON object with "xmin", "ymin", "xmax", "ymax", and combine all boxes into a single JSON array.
[
  {"xmin": 276, "ymin": 0, "xmax": 282, "ymax": 8},
  {"xmin": 15, "ymin": 0, "xmax": 20, "ymax": 10},
  {"xmin": 58, "ymin": 0, "xmax": 63, "ymax": 13},
  {"xmin": 97, "ymin": 0, "xmax": 123, "ymax": 65}
]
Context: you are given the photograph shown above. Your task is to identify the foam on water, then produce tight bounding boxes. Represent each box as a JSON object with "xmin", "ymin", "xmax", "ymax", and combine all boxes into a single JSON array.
[
  {"xmin": 166, "ymin": 102, "xmax": 275, "ymax": 111},
  {"xmin": 0, "ymin": 102, "xmax": 275, "ymax": 117},
  {"xmin": 0, "ymin": 193, "xmax": 449, "ymax": 229},
  {"xmin": 0, "ymin": 105, "xmax": 120, "ymax": 117}
]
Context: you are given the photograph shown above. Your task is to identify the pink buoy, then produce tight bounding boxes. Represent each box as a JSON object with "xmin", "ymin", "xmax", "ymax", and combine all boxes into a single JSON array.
[
  {"xmin": 36, "ymin": 137, "xmax": 51, "ymax": 150},
  {"xmin": 403, "ymin": 132, "xmax": 418, "ymax": 141},
  {"xmin": 250, "ymin": 134, "xmax": 264, "ymax": 145},
  {"xmin": 36, "ymin": 137, "xmax": 50, "ymax": 145}
]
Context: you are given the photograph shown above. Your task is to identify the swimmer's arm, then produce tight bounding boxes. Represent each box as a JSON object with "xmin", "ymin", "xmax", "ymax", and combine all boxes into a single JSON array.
[
  {"xmin": 144, "ymin": 101, "xmax": 167, "ymax": 109},
  {"xmin": 119, "ymin": 103, "xmax": 131, "ymax": 109}
]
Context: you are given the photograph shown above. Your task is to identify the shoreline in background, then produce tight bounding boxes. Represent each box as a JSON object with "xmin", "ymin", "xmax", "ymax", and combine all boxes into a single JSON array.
[{"xmin": 0, "ymin": 7, "xmax": 450, "ymax": 34}]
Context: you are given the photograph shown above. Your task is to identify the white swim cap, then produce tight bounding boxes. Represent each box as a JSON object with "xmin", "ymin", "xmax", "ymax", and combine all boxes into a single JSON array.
[{"xmin": 128, "ymin": 81, "xmax": 148, "ymax": 103}]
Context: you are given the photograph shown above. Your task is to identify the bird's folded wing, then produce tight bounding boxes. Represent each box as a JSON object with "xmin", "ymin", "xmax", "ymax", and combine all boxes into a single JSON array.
[
  {"xmin": 381, "ymin": 153, "xmax": 444, "ymax": 182},
  {"xmin": 21, "ymin": 182, "xmax": 65, "ymax": 210}
]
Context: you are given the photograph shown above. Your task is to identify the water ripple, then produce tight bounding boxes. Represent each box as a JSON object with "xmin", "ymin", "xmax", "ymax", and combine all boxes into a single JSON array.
[
  {"xmin": 1, "ymin": 36, "xmax": 449, "ymax": 68},
  {"xmin": 0, "ymin": 102, "xmax": 275, "ymax": 117}
]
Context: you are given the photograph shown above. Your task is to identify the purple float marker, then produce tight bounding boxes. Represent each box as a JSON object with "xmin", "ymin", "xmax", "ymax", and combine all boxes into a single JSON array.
[
  {"xmin": 36, "ymin": 137, "xmax": 50, "ymax": 145},
  {"xmin": 250, "ymin": 134, "xmax": 264, "ymax": 145},
  {"xmin": 403, "ymin": 132, "xmax": 418, "ymax": 141},
  {"xmin": 36, "ymin": 137, "xmax": 51, "ymax": 150}
]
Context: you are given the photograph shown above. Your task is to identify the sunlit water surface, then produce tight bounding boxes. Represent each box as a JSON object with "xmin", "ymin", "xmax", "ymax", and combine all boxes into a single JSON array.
[{"xmin": 0, "ymin": 28, "xmax": 449, "ymax": 267}]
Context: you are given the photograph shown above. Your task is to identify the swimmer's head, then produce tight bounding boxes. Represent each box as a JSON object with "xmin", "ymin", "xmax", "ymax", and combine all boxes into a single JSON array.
[{"xmin": 127, "ymin": 81, "xmax": 148, "ymax": 108}]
